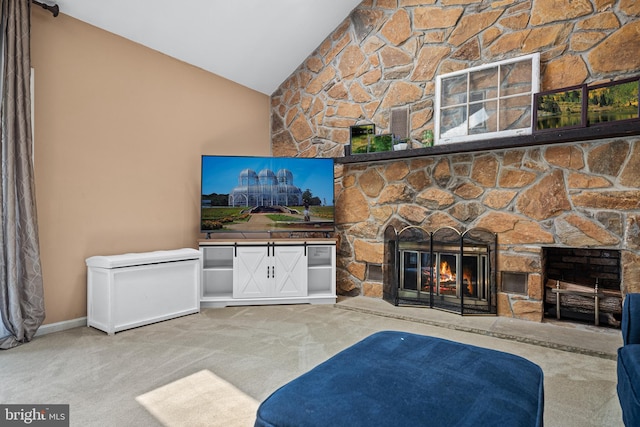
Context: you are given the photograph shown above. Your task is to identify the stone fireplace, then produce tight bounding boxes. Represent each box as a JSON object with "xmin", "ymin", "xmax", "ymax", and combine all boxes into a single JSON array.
[
  {"xmin": 267, "ymin": 1, "xmax": 640, "ymax": 323},
  {"xmin": 333, "ymin": 135, "xmax": 640, "ymax": 324}
]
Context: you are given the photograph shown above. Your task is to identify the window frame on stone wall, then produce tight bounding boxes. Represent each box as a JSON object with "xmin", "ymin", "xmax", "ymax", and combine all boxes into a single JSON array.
[{"xmin": 435, "ymin": 53, "xmax": 541, "ymax": 145}]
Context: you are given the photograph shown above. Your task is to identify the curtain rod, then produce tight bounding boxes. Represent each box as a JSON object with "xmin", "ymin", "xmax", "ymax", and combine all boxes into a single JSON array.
[{"xmin": 32, "ymin": 0, "xmax": 59, "ymax": 17}]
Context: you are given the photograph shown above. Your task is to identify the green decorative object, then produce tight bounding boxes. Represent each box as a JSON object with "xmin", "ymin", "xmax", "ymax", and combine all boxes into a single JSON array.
[
  {"xmin": 422, "ymin": 130, "xmax": 434, "ymax": 146},
  {"xmin": 371, "ymin": 134, "xmax": 393, "ymax": 152}
]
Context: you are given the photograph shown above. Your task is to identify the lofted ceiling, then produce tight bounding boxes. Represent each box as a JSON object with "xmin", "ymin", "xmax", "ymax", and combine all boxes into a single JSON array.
[{"xmin": 50, "ymin": 0, "xmax": 362, "ymax": 95}]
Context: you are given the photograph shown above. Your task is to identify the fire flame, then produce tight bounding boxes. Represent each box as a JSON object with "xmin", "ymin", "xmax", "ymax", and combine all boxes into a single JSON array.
[
  {"xmin": 438, "ymin": 261, "xmax": 475, "ymax": 296},
  {"xmin": 439, "ymin": 261, "xmax": 454, "ymax": 282},
  {"xmin": 463, "ymin": 268, "xmax": 474, "ymax": 295}
]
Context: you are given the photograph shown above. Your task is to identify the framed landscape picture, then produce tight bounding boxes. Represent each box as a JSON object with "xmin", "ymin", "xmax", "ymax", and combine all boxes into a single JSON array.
[
  {"xmin": 534, "ymin": 85, "xmax": 586, "ymax": 132},
  {"xmin": 349, "ymin": 124, "xmax": 375, "ymax": 154},
  {"xmin": 370, "ymin": 134, "xmax": 393, "ymax": 153},
  {"xmin": 587, "ymin": 77, "xmax": 639, "ymax": 127}
]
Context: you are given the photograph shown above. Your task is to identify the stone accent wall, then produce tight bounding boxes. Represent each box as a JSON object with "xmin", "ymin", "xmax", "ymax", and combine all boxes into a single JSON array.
[
  {"xmin": 272, "ymin": 0, "xmax": 639, "ymax": 155},
  {"xmin": 335, "ymin": 138, "xmax": 640, "ymax": 320},
  {"xmin": 270, "ymin": 0, "xmax": 640, "ymax": 321}
]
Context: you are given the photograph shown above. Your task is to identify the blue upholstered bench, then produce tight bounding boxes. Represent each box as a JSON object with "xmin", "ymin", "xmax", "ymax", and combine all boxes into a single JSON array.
[
  {"xmin": 618, "ymin": 293, "xmax": 640, "ymax": 426},
  {"xmin": 255, "ymin": 331, "xmax": 544, "ymax": 427}
]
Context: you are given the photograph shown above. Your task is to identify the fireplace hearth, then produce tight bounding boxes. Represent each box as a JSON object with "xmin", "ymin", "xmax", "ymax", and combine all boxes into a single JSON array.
[{"xmin": 384, "ymin": 225, "xmax": 497, "ymax": 315}]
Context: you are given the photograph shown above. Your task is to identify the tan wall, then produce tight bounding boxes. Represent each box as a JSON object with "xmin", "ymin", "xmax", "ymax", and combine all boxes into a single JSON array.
[{"xmin": 31, "ymin": 9, "xmax": 271, "ymax": 324}]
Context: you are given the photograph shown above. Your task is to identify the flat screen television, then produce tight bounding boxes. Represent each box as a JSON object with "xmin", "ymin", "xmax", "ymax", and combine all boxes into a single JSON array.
[{"xmin": 201, "ymin": 155, "xmax": 335, "ymax": 235}]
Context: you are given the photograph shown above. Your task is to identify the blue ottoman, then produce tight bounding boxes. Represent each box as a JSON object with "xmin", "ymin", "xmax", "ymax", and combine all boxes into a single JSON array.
[{"xmin": 255, "ymin": 331, "xmax": 544, "ymax": 427}]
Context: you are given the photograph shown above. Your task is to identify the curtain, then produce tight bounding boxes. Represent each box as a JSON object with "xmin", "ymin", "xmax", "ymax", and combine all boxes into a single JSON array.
[{"xmin": 0, "ymin": 0, "xmax": 45, "ymax": 350}]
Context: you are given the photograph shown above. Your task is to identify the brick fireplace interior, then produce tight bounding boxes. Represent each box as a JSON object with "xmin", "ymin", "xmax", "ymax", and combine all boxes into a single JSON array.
[{"xmin": 543, "ymin": 247, "xmax": 622, "ymax": 328}]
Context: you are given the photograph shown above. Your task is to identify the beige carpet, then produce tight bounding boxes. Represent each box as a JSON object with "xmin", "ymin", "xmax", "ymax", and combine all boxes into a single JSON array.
[{"xmin": 136, "ymin": 370, "xmax": 260, "ymax": 427}]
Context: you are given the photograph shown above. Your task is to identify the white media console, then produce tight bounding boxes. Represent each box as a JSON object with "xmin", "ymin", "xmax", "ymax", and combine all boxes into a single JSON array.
[
  {"xmin": 85, "ymin": 240, "xmax": 336, "ymax": 334},
  {"xmin": 199, "ymin": 238, "xmax": 336, "ymax": 307},
  {"xmin": 86, "ymin": 248, "xmax": 201, "ymax": 334}
]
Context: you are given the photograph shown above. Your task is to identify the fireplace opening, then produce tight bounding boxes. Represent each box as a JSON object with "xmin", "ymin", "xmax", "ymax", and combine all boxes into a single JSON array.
[
  {"xmin": 384, "ymin": 225, "xmax": 496, "ymax": 315},
  {"xmin": 543, "ymin": 247, "xmax": 622, "ymax": 328}
]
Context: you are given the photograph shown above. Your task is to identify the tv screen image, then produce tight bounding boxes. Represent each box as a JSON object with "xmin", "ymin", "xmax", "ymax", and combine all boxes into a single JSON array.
[{"xmin": 201, "ymin": 155, "xmax": 335, "ymax": 234}]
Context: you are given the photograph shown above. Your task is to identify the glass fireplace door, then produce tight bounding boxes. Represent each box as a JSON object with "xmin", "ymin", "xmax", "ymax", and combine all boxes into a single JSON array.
[
  {"xmin": 387, "ymin": 225, "xmax": 496, "ymax": 315},
  {"xmin": 398, "ymin": 250, "xmax": 431, "ymax": 304}
]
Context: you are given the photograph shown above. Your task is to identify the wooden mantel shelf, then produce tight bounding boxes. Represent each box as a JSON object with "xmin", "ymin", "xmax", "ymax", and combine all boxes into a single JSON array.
[{"xmin": 336, "ymin": 120, "xmax": 640, "ymax": 164}]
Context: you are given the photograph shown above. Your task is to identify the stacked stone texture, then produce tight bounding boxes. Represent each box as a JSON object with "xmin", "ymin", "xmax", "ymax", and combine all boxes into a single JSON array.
[
  {"xmin": 337, "ymin": 139, "xmax": 640, "ymax": 320},
  {"xmin": 270, "ymin": 0, "xmax": 640, "ymax": 320}
]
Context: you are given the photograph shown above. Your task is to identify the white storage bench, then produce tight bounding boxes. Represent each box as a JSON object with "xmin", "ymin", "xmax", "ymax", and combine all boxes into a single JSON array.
[{"xmin": 86, "ymin": 248, "xmax": 201, "ymax": 335}]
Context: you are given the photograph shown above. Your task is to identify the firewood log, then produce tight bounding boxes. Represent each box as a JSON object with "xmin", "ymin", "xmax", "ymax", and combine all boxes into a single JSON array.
[{"xmin": 544, "ymin": 279, "xmax": 621, "ymax": 298}]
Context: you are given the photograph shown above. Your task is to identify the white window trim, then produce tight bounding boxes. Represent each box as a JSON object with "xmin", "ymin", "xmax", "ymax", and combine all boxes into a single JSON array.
[{"xmin": 434, "ymin": 53, "xmax": 540, "ymax": 145}]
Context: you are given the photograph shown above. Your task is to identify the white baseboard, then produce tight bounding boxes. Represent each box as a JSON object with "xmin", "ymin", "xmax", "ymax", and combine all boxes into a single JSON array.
[{"xmin": 36, "ymin": 317, "xmax": 87, "ymax": 336}]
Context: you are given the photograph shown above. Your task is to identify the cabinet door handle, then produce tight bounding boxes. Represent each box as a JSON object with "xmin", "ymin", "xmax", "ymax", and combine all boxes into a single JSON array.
[
  {"xmin": 272, "ymin": 266, "xmax": 275, "ymax": 277},
  {"xmin": 267, "ymin": 265, "xmax": 270, "ymax": 278}
]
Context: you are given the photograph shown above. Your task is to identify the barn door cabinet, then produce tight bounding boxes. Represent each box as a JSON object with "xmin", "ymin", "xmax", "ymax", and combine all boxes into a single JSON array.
[{"xmin": 199, "ymin": 239, "xmax": 336, "ymax": 307}]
